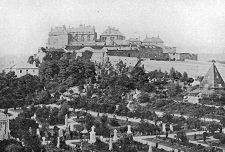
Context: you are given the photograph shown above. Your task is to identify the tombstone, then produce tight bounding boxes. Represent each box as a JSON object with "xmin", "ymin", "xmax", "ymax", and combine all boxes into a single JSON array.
[
  {"xmin": 222, "ymin": 128, "xmax": 225, "ymax": 134},
  {"xmin": 29, "ymin": 127, "xmax": 32, "ymax": 134},
  {"xmin": 115, "ymin": 105, "xmax": 119, "ymax": 111},
  {"xmin": 33, "ymin": 113, "xmax": 37, "ymax": 120},
  {"xmin": 109, "ymin": 138, "xmax": 113, "ymax": 151},
  {"xmin": 36, "ymin": 128, "xmax": 41, "ymax": 137},
  {"xmin": 70, "ymin": 124, "xmax": 75, "ymax": 132},
  {"xmin": 89, "ymin": 126, "xmax": 96, "ymax": 144},
  {"xmin": 42, "ymin": 137, "xmax": 47, "ymax": 145},
  {"xmin": 58, "ymin": 128, "xmax": 63, "ymax": 137},
  {"xmin": 113, "ymin": 129, "xmax": 118, "ymax": 142},
  {"xmin": 57, "ymin": 137, "xmax": 60, "ymax": 148},
  {"xmin": 100, "ymin": 136, "xmax": 104, "ymax": 142},
  {"xmin": 148, "ymin": 145, "xmax": 152, "ymax": 152},
  {"xmin": 162, "ymin": 123, "xmax": 166, "ymax": 133},
  {"xmin": 170, "ymin": 124, "xmax": 174, "ymax": 132},
  {"xmin": 127, "ymin": 125, "xmax": 132, "ymax": 134},
  {"xmin": 65, "ymin": 114, "xmax": 68, "ymax": 127}
]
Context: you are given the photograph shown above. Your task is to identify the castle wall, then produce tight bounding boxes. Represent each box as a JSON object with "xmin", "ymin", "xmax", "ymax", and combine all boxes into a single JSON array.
[{"xmin": 47, "ymin": 34, "xmax": 68, "ymax": 49}]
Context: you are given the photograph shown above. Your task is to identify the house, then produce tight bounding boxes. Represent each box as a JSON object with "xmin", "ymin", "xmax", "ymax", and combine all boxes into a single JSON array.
[
  {"xmin": 4, "ymin": 62, "xmax": 38, "ymax": 77},
  {"xmin": 100, "ymin": 27, "xmax": 125, "ymax": 42}
]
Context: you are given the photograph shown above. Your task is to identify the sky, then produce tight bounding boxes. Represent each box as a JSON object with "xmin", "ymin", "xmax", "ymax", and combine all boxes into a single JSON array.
[{"xmin": 0, "ymin": 0, "xmax": 225, "ymax": 56}]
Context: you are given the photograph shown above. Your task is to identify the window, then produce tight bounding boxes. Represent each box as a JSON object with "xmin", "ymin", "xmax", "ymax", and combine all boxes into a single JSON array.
[
  {"xmin": 101, "ymin": 37, "xmax": 106, "ymax": 41},
  {"xmin": 20, "ymin": 70, "xmax": 22, "ymax": 73},
  {"xmin": 87, "ymin": 35, "xmax": 90, "ymax": 41},
  {"xmin": 81, "ymin": 35, "xmax": 84, "ymax": 41},
  {"xmin": 26, "ymin": 69, "xmax": 28, "ymax": 74},
  {"xmin": 33, "ymin": 69, "xmax": 35, "ymax": 73}
]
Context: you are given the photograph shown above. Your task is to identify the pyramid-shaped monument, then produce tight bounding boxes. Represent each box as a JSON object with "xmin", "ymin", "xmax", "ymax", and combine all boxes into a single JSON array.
[{"xmin": 200, "ymin": 61, "xmax": 225, "ymax": 90}]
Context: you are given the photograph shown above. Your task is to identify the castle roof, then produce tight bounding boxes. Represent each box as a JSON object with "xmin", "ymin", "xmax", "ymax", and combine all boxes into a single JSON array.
[
  {"xmin": 101, "ymin": 27, "xmax": 124, "ymax": 36},
  {"xmin": 200, "ymin": 62, "xmax": 225, "ymax": 89}
]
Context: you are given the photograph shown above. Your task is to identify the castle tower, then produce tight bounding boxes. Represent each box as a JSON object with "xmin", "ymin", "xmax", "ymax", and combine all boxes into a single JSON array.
[{"xmin": 200, "ymin": 61, "xmax": 225, "ymax": 90}]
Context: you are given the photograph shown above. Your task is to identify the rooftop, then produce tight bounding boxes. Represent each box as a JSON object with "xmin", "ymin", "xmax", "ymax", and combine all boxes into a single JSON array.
[
  {"xmin": 101, "ymin": 26, "xmax": 124, "ymax": 36},
  {"xmin": 49, "ymin": 26, "xmax": 67, "ymax": 36},
  {"xmin": 6, "ymin": 62, "xmax": 38, "ymax": 69},
  {"xmin": 67, "ymin": 24, "xmax": 95, "ymax": 34},
  {"xmin": 143, "ymin": 36, "xmax": 164, "ymax": 43}
]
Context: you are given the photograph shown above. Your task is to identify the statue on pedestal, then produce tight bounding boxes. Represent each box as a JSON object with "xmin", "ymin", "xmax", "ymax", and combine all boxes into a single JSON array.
[{"xmin": 89, "ymin": 126, "xmax": 96, "ymax": 144}]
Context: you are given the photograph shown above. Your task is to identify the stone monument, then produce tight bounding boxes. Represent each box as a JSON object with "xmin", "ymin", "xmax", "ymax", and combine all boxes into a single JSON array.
[
  {"xmin": 36, "ymin": 128, "xmax": 41, "ymax": 137},
  {"xmin": 89, "ymin": 126, "xmax": 96, "ymax": 144},
  {"xmin": 127, "ymin": 125, "xmax": 132, "ymax": 134},
  {"xmin": 162, "ymin": 123, "xmax": 166, "ymax": 133},
  {"xmin": 109, "ymin": 138, "xmax": 113, "ymax": 151},
  {"xmin": 65, "ymin": 114, "xmax": 68, "ymax": 127},
  {"xmin": 113, "ymin": 129, "xmax": 118, "ymax": 142},
  {"xmin": 42, "ymin": 137, "xmax": 47, "ymax": 145},
  {"xmin": 148, "ymin": 145, "xmax": 152, "ymax": 152},
  {"xmin": 58, "ymin": 128, "xmax": 63, "ymax": 137},
  {"xmin": 0, "ymin": 113, "xmax": 10, "ymax": 140},
  {"xmin": 170, "ymin": 124, "xmax": 174, "ymax": 132},
  {"xmin": 57, "ymin": 137, "xmax": 60, "ymax": 148}
]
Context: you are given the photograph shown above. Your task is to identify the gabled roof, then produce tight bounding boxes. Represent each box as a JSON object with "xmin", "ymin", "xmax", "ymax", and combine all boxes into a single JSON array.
[
  {"xmin": 200, "ymin": 62, "xmax": 225, "ymax": 89},
  {"xmin": 101, "ymin": 27, "xmax": 124, "ymax": 36}
]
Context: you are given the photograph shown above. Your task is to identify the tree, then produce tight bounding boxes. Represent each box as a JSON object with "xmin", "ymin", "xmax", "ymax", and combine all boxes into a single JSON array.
[
  {"xmin": 35, "ymin": 90, "xmax": 51, "ymax": 104},
  {"xmin": 5, "ymin": 143, "xmax": 23, "ymax": 152},
  {"xmin": 85, "ymin": 113, "xmax": 95, "ymax": 131},
  {"xmin": 177, "ymin": 130, "xmax": 188, "ymax": 143},
  {"xmin": 138, "ymin": 92, "xmax": 150, "ymax": 103},
  {"xmin": 207, "ymin": 122, "xmax": 221, "ymax": 135},
  {"xmin": 35, "ymin": 106, "xmax": 50, "ymax": 123},
  {"xmin": 39, "ymin": 60, "xmax": 60, "ymax": 82},
  {"xmin": 181, "ymin": 72, "xmax": 188, "ymax": 82},
  {"xmin": 169, "ymin": 67, "xmax": 176, "ymax": 79},
  {"xmin": 167, "ymin": 83, "xmax": 182, "ymax": 97}
]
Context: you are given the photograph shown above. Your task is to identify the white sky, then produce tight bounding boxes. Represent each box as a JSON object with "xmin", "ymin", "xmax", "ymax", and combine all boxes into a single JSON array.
[{"xmin": 0, "ymin": 0, "xmax": 225, "ymax": 56}]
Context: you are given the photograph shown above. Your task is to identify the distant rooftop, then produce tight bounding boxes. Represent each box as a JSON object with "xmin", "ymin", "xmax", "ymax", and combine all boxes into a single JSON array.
[
  {"xmin": 143, "ymin": 36, "xmax": 164, "ymax": 43},
  {"xmin": 67, "ymin": 24, "xmax": 95, "ymax": 34},
  {"xmin": 6, "ymin": 62, "xmax": 38, "ymax": 69},
  {"xmin": 49, "ymin": 25, "xmax": 67, "ymax": 36},
  {"xmin": 101, "ymin": 26, "xmax": 124, "ymax": 36}
]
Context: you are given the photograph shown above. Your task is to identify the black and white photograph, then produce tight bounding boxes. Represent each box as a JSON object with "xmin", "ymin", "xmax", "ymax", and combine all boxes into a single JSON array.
[{"xmin": 1, "ymin": 0, "xmax": 225, "ymax": 151}]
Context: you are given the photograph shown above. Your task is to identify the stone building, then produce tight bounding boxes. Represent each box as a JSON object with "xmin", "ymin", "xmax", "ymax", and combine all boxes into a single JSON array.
[
  {"xmin": 0, "ymin": 113, "xmax": 10, "ymax": 140},
  {"xmin": 107, "ymin": 47, "xmax": 139, "ymax": 57},
  {"xmin": 4, "ymin": 62, "xmax": 39, "ymax": 77},
  {"xmin": 127, "ymin": 38, "xmax": 142, "ymax": 46},
  {"xmin": 179, "ymin": 53, "xmax": 198, "ymax": 61},
  {"xmin": 100, "ymin": 27, "xmax": 125, "ymax": 42},
  {"xmin": 139, "ymin": 46, "xmax": 169, "ymax": 60},
  {"xmin": 107, "ymin": 45, "xmax": 169, "ymax": 60},
  {"xmin": 67, "ymin": 24, "xmax": 97, "ymax": 46},
  {"xmin": 47, "ymin": 26, "xmax": 68, "ymax": 49},
  {"xmin": 142, "ymin": 36, "xmax": 164, "ymax": 47}
]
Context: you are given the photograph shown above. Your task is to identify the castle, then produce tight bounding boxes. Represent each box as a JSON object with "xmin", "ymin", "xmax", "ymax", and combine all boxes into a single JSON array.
[{"xmin": 45, "ymin": 24, "xmax": 197, "ymax": 61}]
